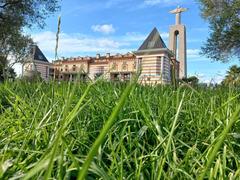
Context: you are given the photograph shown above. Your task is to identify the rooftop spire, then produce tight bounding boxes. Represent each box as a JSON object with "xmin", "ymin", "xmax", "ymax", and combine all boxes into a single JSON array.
[
  {"xmin": 138, "ymin": 27, "xmax": 166, "ymax": 51},
  {"xmin": 169, "ymin": 6, "xmax": 188, "ymax": 25}
]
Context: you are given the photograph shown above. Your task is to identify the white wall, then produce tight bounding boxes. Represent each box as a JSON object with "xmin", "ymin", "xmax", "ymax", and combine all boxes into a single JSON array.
[{"xmin": 13, "ymin": 63, "xmax": 23, "ymax": 77}]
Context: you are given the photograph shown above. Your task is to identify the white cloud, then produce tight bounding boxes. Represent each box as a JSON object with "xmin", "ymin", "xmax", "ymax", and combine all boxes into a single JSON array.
[
  {"xmin": 105, "ymin": 0, "xmax": 131, "ymax": 8},
  {"xmin": 124, "ymin": 32, "xmax": 147, "ymax": 42},
  {"xmin": 187, "ymin": 72, "xmax": 225, "ymax": 84},
  {"xmin": 123, "ymin": 31, "xmax": 168, "ymax": 43},
  {"xmin": 188, "ymin": 69, "xmax": 227, "ymax": 84},
  {"xmin": 160, "ymin": 32, "xmax": 169, "ymax": 39},
  {"xmin": 192, "ymin": 27, "xmax": 208, "ymax": 32},
  {"xmin": 187, "ymin": 49, "xmax": 201, "ymax": 58},
  {"xmin": 31, "ymin": 31, "xmax": 136, "ymax": 60},
  {"xmin": 201, "ymin": 76, "xmax": 224, "ymax": 84},
  {"xmin": 32, "ymin": 31, "xmax": 121, "ymax": 54},
  {"xmin": 143, "ymin": 0, "xmax": 184, "ymax": 6},
  {"xmin": 91, "ymin": 24, "xmax": 116, "ymax": 34},
  {"xmin": 30, "ymin": 30, "xmax": 172, "ymax": 62}
]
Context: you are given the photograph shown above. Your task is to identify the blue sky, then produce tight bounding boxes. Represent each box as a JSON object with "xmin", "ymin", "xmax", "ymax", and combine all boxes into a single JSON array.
[{"xmin": 18, "ymin": 0, "xmax": 239, "ymax": 83}]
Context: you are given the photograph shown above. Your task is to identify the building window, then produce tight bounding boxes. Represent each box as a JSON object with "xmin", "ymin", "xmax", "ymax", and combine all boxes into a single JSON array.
[
  {"xmin": 94, "ymin": 73, "xmax": 103, "ymax": 80},
  {"xmin": 112, "ymin": 63, "xmax": 117, "ymax": 70},
  {"xmin": 73, "ymin": 65, "xmax": 76, "ymax": 71},
  {"xmin": 79, "ymin": 74, "xmax": 86, "ymax": 81},
  {"xmin": 137, "ymin": 58, "xmax": 142, "ymax": 71},
  {"xmin": 111, "ymin": 73, "xmax": 119, "ymax": 81},
  {"xmin": 122, "ymin": 62, "xmax": 127, "ymax": 70},
  {"xmin": 45, "ymin": 66, "xmax": 48, "ymax": 78},
  {"xmin": 65, "ymin": 65, "xmax": 68, "ymax": 71},
  {"xmin": 122, "ymin": 73, "xmax": 130, "ymax": 81}
]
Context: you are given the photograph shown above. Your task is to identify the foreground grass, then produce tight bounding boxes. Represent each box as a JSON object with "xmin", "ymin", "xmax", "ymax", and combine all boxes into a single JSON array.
[{"xmin": 0, "ymin": 80, "xmax": 240, "ymax": 179}]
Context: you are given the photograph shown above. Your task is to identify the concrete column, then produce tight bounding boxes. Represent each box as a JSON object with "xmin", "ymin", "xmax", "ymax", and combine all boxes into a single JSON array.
[
  {"xmin": 169, "ymin": 7, "xmax": 187, "ymax": 79},
  {"xmin": 176, "ymin": 13, "xmax": 181, "ymax": 25},
  {"xmin": 169, "ymin": 25, "xmax": 187, "ymax": 79}
]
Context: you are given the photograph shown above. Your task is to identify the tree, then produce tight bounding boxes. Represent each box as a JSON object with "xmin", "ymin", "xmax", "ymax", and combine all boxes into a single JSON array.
[
  {"xmin": 181, "ymin": 76, "xmax": 199, "ymax": 86},
  {"xmin": 0, "ymin": 0, "xmax": 60, "ymax": 28},
  {"xmin": 222, "ymin": 65, "xmax": 240, "ymax": 86},
  {"xmin": 0, "ymin": 56, "xmax": 7, "ymax": 82},
  {"xmin": 0, "ymin": 57, "xmax": 16, "ymax": 82},
  {"xmin": 198, "ymin": 0, "xmax": 240, "ymax": 62},
  {"xmin": 0, "ymin": 0, "xmax": 60, "ymax": 81}
]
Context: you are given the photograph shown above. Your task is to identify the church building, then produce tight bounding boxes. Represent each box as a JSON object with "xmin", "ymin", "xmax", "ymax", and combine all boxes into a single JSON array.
[{"xmin": 23, "ymin": 7, "xmax": 187, "ymax": 84}]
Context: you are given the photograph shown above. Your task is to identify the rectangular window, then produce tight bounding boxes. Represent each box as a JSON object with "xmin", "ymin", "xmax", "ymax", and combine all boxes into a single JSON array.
[
  {"xmin": 46, "ymin": 66, "xmax": 48, "ymax": 78},
  {"xmin": 73, "ymin": 65, "xmax": 76, "ymax": 71},
  {"xmin": 137, "ymin": 58, "xmax": 142, "ymax": 71},
  {"xmin": 94, "ymin": 73, "xmax": 103, "ymax": 80},
  {"xmin": 122, "ymin": 73, "xmax": 130, "ymax": 81}
]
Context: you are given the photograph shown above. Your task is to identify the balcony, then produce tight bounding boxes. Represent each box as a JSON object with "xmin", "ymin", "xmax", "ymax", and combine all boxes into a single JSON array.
[{"xmin": 61, "ymin": 67, "xmax": 87, "ymax": 74}]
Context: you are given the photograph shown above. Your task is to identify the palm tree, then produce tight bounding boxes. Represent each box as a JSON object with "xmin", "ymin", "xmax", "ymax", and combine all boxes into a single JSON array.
[{"xmin": 223, "ymin": 65, "xmax": 240, "ymax": 86}]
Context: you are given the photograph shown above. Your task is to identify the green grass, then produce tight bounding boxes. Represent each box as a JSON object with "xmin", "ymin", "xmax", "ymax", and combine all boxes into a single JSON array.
[{"xmin": 0, "ymin": 80, "xmax": 240, "ymax": 179}]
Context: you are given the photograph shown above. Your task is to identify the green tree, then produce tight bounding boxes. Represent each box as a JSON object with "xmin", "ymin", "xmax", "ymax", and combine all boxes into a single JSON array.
[
  {"xmin": 0, "ymin": 0, "xmax": 60, "ymax": 81},
  {"xmin": 222, "ymin": 65, "xmax": 240, "ymax": 86},
  {"xmin": 198, "ymin": 0, "xmax": 240, "ymax": 62},
  {"xmin": 181, "ymin": 76, "xmax": 199, "ymax": 86},
  {"xmin": 0, "ymin": 56, "xmax": 7, "ymax": 82},
  {"xmin": 0, "ymin": 55, "xmax": 18, "ymax": 82}
]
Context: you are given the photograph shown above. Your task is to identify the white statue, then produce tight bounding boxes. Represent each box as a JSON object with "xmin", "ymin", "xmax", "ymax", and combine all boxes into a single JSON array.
[{"xmin": 170, "ymin": 6, "xmax": 188, "ymax": 25}]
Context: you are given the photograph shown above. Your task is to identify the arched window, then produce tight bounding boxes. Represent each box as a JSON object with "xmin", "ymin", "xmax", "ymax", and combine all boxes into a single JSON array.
[
  {"xmin": 174, "ymin": 30, "xmax": 179, "ymax": 60},
  {"xmin": 112, "ymin": 62, "xmax": 118, "ymax": 70}
]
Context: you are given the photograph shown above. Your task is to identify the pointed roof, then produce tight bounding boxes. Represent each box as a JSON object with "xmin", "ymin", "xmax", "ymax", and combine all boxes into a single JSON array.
[
  {"xmin": 138, "ymin": 27, "xmax": 167, "ymax": 50},
  {"xmin": 32, "ymin": 45, "xmax": 49, "ymax": 62}
]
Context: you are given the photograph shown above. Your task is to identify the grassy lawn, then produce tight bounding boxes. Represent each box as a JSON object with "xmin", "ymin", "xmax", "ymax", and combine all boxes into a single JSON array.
[{"xmin": 0, "ymin": 80, "xmax": 240, "ymax": 179}]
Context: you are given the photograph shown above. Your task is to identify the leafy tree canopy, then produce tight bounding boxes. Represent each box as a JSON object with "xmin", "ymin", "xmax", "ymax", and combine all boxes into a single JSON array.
[
  {"xmin": 0, "ymin": 0, "xmax": 60, "ymax": 80},
  {"xmin": 181, "ymin": 76, "xmax": 199, "ymax": 85},
  {"xmin": 198, "ymin": 0, "xmax": 240, "ymax": 62}
]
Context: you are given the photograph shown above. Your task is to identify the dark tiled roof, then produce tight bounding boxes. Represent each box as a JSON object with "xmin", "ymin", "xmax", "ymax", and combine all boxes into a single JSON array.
[
  {"xmin": 138, "ymin": 27, "xmax": 167, "ymax": 50},
  {"xmin": 32, "ymin": 45, "xmax": 49, "ymax": 62}
]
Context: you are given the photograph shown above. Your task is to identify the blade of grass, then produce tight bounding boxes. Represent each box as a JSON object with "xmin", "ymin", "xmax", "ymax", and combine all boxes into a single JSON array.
[
  {"xmin": 157, "ymin": 91, "xmax": 185, "ymax": 179},
  {"xmin": 77, "ymin": 77, "xmax": 137, "ymax": 180},
  {"xmin": 198, "ymin": 106, "xmax": 240, "ymax": 180}
]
